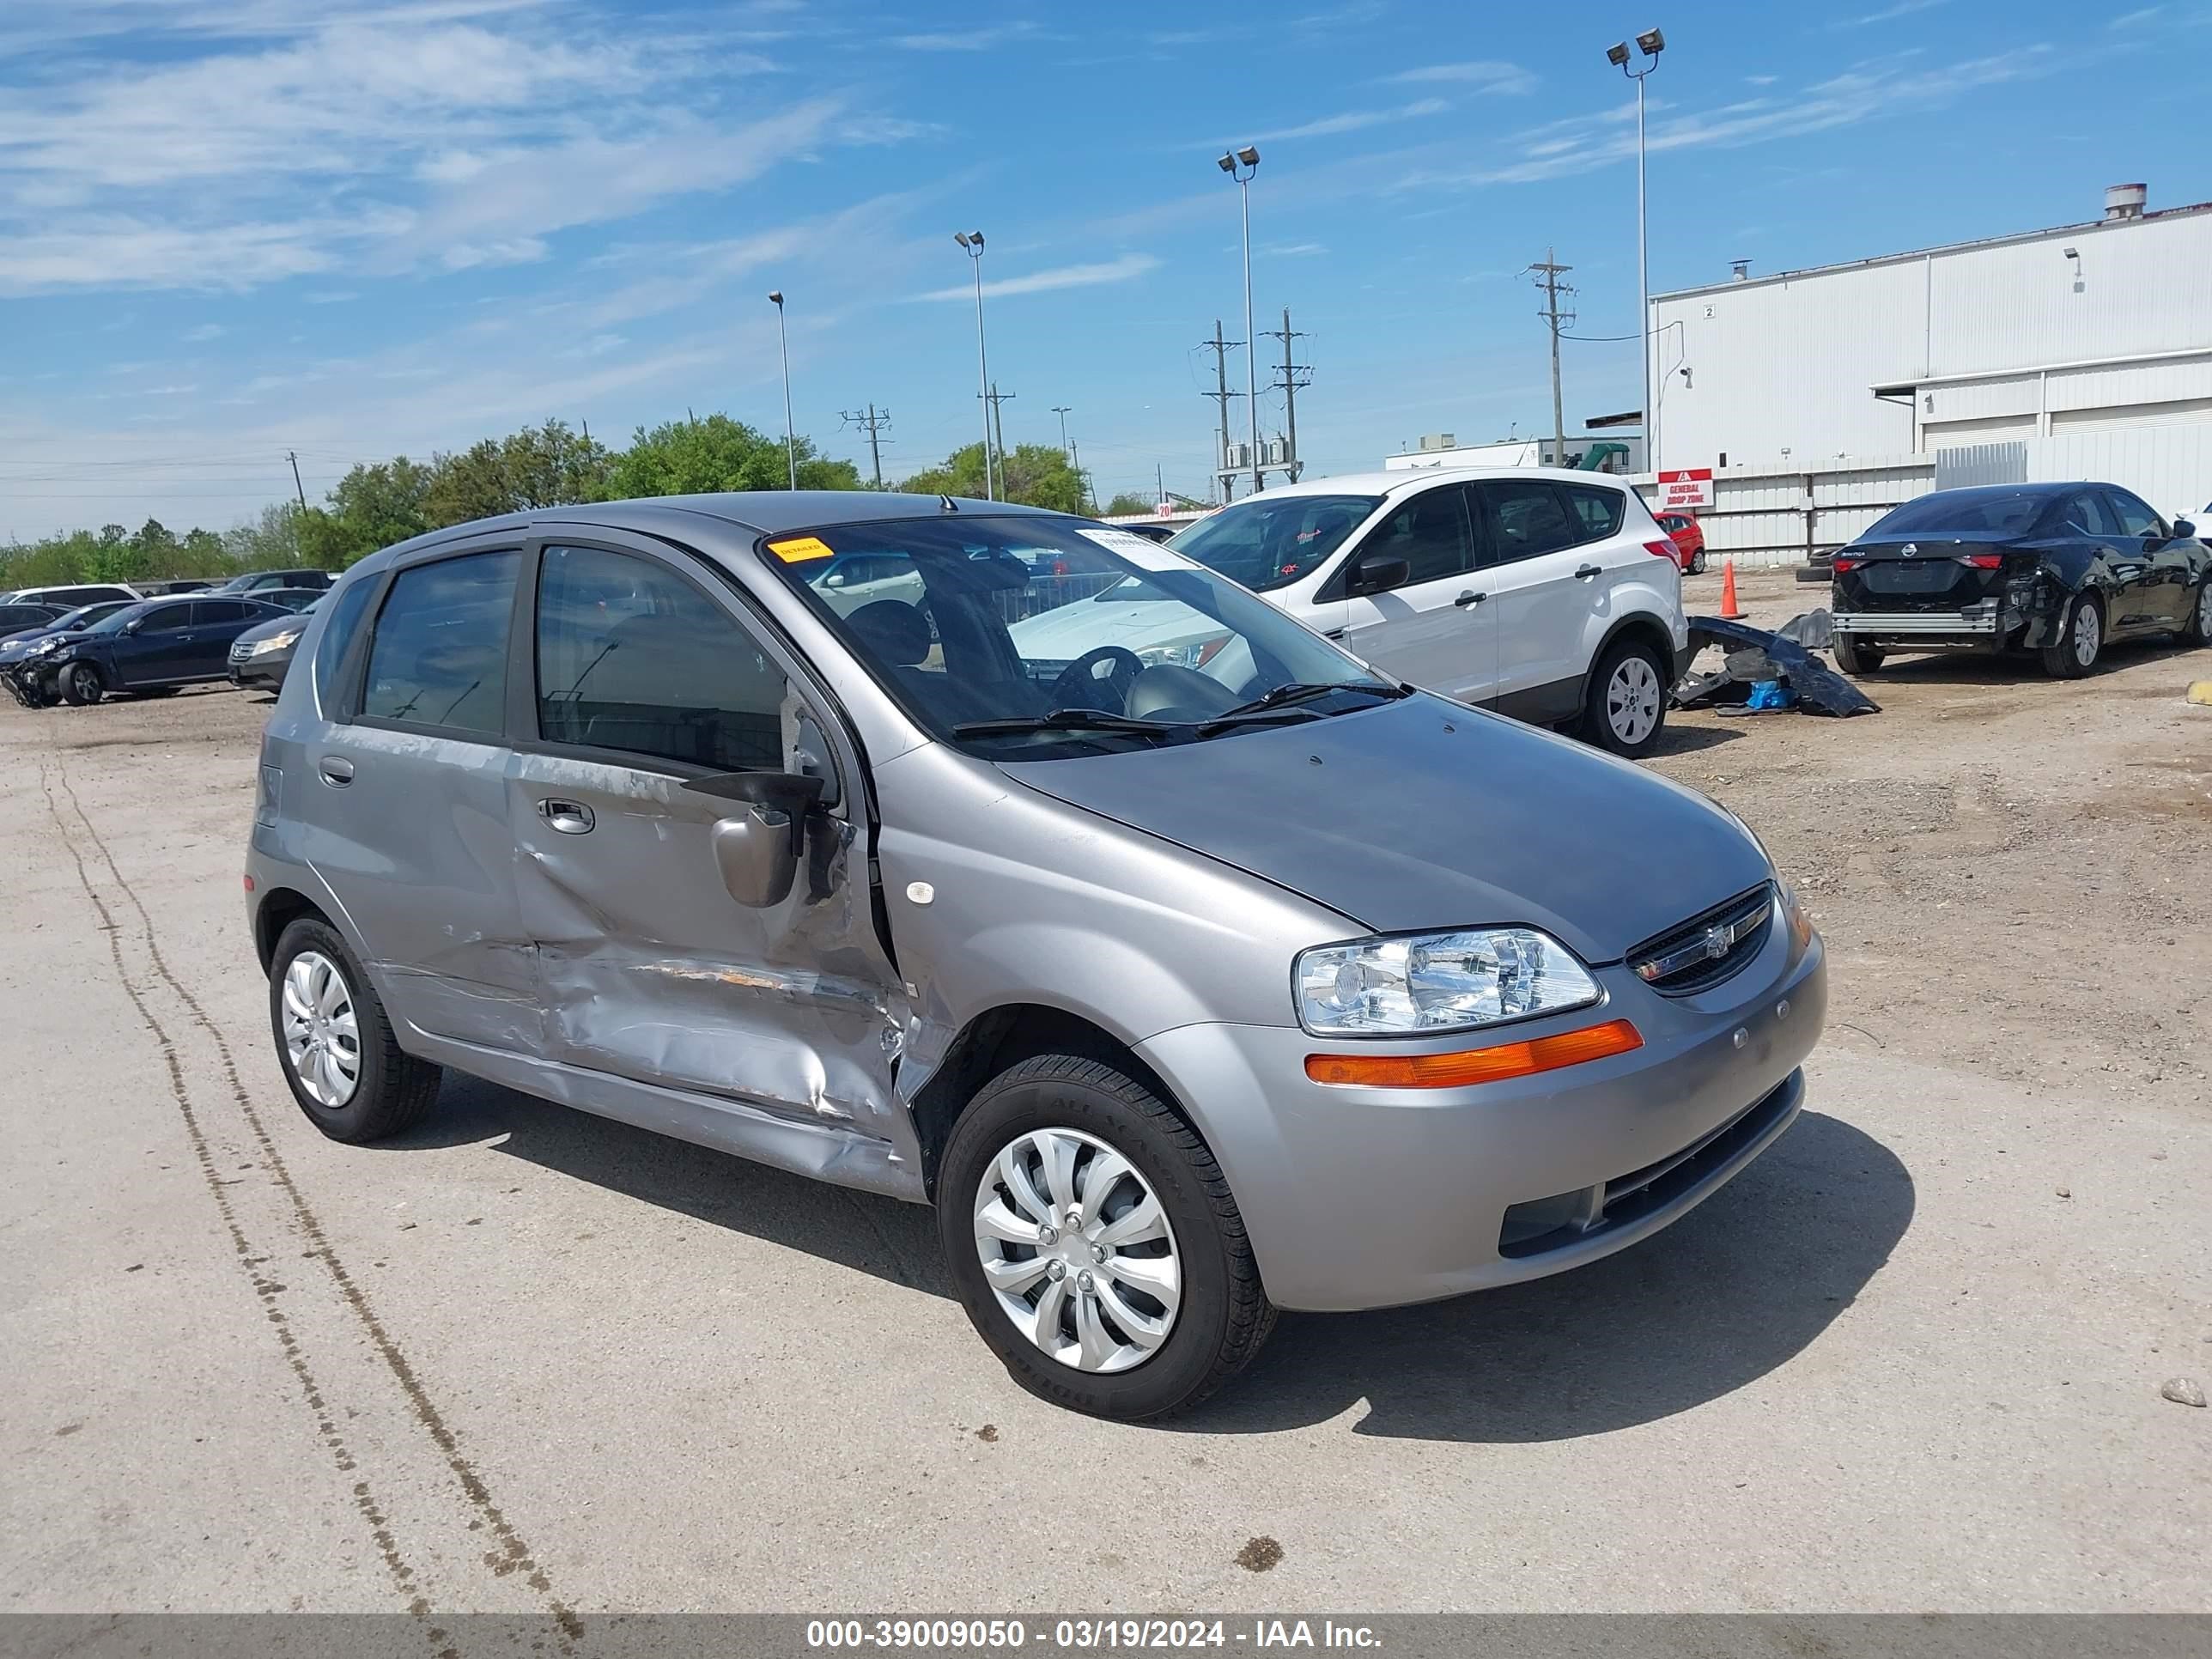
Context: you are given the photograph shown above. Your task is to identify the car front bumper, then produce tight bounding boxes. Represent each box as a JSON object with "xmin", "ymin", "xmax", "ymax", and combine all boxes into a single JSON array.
[{"xmin": 1135, "ymin": 910, "xmax": 1826, "ymax": 1313}]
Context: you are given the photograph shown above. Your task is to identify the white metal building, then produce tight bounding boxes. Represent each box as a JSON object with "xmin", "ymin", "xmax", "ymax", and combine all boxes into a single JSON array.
[{"xmin": 1650, "ymin": 185, "xmax": 2212, "ymax": 474}]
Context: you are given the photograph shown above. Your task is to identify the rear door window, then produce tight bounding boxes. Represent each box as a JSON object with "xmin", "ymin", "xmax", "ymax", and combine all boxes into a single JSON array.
[
  {"xmin": 534, "ymin": 544, "xmax": 791, "ymax": 773},
  {"xmin": 2056, "ymin": 493, "xmax": 2118, "ymax": 538},
  {"xmin": 312, "ymin": 576, "xmax": 379, "ymax": 715},
  {"xmin": 360, "ymin": 551, "xmax": 519, "ymax": 738},
  {"xmin": 1559, "ymin": 483, "xmax": 1626, "ymax": 543},
  {"xmin": 1480, "ymin": 482, "xmax": 1580, "ymax": 562},
  {"xmin": 191, "ymin": 599, "xmax": 252, "ymax": 625}
]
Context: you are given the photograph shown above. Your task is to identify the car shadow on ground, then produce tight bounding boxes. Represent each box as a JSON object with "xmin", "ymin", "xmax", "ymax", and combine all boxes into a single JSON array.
[
  {"xmin": 1843, "ymin": 637, "xmax": 2204, "ymax": 687},
  {"xmin": 1644, "ymin": 722, "xmax": 1743, "ymax": 756},
  {"xmin": 405, "ymin": 1079, "xmax": 1910, "ymax": 1443}
]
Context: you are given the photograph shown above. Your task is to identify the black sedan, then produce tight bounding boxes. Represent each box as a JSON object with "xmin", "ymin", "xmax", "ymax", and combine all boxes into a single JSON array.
[
  {"xmin": 227, "ymin": 594, "xmax": 322, "ymax": 691},
  {"xmin": 1830, "ymin": 482, "xmax": 2209, "ymax": 678},
  {"xmin": 35, "ymin": 594, "xmax": 294, "ymax": 706}
]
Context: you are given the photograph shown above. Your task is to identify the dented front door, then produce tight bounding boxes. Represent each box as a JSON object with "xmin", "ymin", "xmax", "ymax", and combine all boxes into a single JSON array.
[{"xmin": 505, "ymin": 537, "xmax": 908, "ymax": 1147}]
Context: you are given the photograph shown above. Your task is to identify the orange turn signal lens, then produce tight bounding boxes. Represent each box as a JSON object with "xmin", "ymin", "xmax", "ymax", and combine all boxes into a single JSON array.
[{"xmin": 1304, "ymin": 1018, "xmax": 1644, "ymax": 1089}]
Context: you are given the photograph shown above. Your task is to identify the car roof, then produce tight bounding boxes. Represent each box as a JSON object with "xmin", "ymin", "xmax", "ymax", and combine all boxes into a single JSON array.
[
  {"xmin": 349, "ymin": 491, "xmax": 1073, "ymax": 574},
  {"xmin": 1233, "ymin": 467, "xmax": 1632, "ymax": 501}
]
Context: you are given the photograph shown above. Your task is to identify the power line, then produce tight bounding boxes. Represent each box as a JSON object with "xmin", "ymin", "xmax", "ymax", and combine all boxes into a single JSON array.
[
  {"xmin": 1261, "ymin": 307, "xmax": 1309, "ymax": 485},
  {"xmin": 1198, "ymin": 319, "xmax": 1243, "ymax": 503},
  {"xmin": 839, "ymin": 404, "xmax": 893, "ymax": 488}
]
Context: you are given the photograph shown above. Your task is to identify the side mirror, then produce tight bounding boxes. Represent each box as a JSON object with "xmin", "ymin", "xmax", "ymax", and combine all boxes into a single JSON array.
[
  {"xmin": 684, "ymin": 770, "xmax": 825, "ymax": 908},
  {"xmin": 2174, "ymin": 519, "xmax": 2197, "ymax": 541},
  {"xmin": 1348, "ymin": 554, "xmax": 1410, "ymax": 598},
  {"xmin": 123, "ymin": 617, "xmax": 145, "ymax": 635}
]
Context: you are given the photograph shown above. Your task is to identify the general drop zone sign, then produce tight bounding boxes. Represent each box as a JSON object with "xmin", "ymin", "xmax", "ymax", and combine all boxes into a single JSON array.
[{"xmin": 1659, "ymin": 469, "xmax": 1714, "ymax": 511}]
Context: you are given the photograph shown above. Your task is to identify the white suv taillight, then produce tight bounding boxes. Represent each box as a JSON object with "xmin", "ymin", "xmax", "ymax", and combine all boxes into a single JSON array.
[{"xmin": 1644, "ymin": 540, "xmax": 1679, "ymax": 560}]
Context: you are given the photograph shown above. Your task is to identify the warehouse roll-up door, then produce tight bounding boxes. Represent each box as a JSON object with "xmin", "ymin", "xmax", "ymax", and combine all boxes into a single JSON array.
[
  {"xmin": 1922, "ymin": 415, "xmax": 2037, "ymax": 447},
  {"xmin": 2050, "ymin": 398, "xmax": 2212, "ymax": 434}
]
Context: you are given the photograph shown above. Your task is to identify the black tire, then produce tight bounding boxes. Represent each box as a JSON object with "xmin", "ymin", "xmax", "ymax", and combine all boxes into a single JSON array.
[
  {"xmin": 59, "ymin": 662, "xmax": 105, "ymax": 706},
  {"xmin": 267, "ymin": 917, "xmax": 442, "ymax": 1144},
  {"xmin": 1688, "ymin": 550, "xmax": 1706, "ymax": 575},
  {"xmin": 1579, "ymin": 635, "xmax": 1669, "ymax": 759},
  {"xmin": 937, "ymin": 1054, "xmax": 1274, "ymax": 1420},
  {"xmin": 2182, "ymin": 577, "xmax": 2212, "ymax": 648},
  {"xmin": 2040, "ymin": 592, "xmax": 2103, "ymax": 678},
  {"xmin": 1832, "ymin": 635, "xmax": 1885, "ymax": 675}
]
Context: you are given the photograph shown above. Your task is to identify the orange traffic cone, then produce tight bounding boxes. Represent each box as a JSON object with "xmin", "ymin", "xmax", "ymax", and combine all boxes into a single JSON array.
[{"xmin": 1717, "ymin": 556, "xmax": 1747, "ymax": 621}]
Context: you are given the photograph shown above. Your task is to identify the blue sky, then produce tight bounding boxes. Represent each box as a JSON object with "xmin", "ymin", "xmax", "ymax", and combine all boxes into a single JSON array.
[{"xmin": 2, "ymin": 0, "xmax": 2207, "ymax": 539}]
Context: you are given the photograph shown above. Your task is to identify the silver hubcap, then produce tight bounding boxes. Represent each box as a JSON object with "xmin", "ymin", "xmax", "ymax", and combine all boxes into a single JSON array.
[
  {"xmin": 972, "ymin": 1127, "xmax": 1181, "ymax": 1374},
  {"xmin": 2075, "ymin": 603, "xmax": 2100, "ymax": 665},
  {"xmin": 1606, "ymin": 655, "xmax": 1662, "ymax": 744},
  {"xmin": 283, "ymin": 951, "xmax": 361, "ymax": 1108}
]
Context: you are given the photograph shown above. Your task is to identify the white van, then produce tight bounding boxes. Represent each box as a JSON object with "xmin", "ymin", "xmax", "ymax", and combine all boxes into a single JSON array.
[
  {"xmin": 3, "ymin": 581, "xmax": 144, "ymax": 608},
  {"xmin": 1014, "ymin": 470, "xmax": 1688, "ymax": 756}
]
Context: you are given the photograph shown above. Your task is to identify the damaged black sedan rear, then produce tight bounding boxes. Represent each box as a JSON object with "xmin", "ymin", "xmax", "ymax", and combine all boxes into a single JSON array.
[{"xmin": 1829, "ymin": 482, "xmax": 2210, "ymax": 678}]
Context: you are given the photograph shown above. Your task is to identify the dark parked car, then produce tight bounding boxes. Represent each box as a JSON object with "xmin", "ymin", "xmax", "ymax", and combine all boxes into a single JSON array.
[
  {"xmin": 137, "ymin": 578, "xmax": 217, "ymax": 595},
  {"xmin": 1830, "ymin": 482, "xmax": 2209, "ymax": 678},
  {"xmin": 228, "ymin": 595, "xmax": 322, "ymax": 691},
  {"xmin": 252, "ymin": 586, "xmax": 337, "ymax": 613},
  {"xmin": 0, "ymin": 602, "xmax": 64, "ymax": 639},
  {"xmin": 220, "ymin": 568, "xmax": 332, "ymax": 594},
  {"xmin": 37, "ymin": 595, "xmax": 292, "ymax": 706}
]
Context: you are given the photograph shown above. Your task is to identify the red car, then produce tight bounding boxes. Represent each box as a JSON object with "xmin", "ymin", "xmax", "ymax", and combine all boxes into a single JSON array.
[{"xmin": 1655, "ymin": 511, "xmax": 1706, "ymax": 574}]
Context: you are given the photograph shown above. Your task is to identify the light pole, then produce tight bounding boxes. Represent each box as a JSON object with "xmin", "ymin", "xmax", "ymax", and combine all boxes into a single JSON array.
[
  {"xmin": 1051, "ymin": 404, "xmax": 1073, "ymax": 459},
  {"xmin": 768, "ymin": 290, "xmax": 798, "ymax": 489},
  {"xmin": 1607, "ymin": 28, "xmax": 1663, "ymax": 473},
  {"xmin": 953, "ymin": 231, "xmax": 996, "ymax": 501},
  {"xmin": 1217, "ymin": 145, "xmax": 1262, "ymax": 498}
]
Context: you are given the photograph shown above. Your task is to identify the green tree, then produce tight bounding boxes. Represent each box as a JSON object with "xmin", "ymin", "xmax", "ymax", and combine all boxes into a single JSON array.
[
  {"xmin": 902, "ymin": 442, "xmax": 1086, "ymax": 513},
  {"xmin": 320, "ymin": 458, "xmax": 435, "ymax": 565},
  {"xmin": 222, "ymin": 501, "xmax": 303, "ymax": 571},
  {"xmin": 180, "ymin": 527, "xmax": 227, "ymax": 573},
  {"xmin": 1103, "ymin": 491, "xmax": 1157, "ymax": 517},
  {"xmin": 423, "ymin": 419, "xmax": 613, "ymax": 527},
  {"xmin": 607, "ymin": 414, "xmax": 861, "ymax": 498}
]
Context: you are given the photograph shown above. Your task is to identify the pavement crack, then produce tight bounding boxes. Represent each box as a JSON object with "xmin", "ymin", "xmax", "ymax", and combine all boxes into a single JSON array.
[{"xmin": 46, "ymin": 751, "xmax": 581, "ymax": 1646}]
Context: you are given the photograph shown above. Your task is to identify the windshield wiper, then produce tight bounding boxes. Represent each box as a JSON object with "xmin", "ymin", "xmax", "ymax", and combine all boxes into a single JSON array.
[
  {"xmin": 953, "ymin": 709, "xmax": 1180, "ymax": 742},
  {"xmin": 1197, "ymin": 679, "xmax": 1407, "ymax": 730}
]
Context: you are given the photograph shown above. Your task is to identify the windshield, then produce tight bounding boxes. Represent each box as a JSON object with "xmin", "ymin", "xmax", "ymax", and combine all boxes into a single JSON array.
[
  {"xmin": 1868, "ymin": 489, "xmax": 2049, "ymax": 538},
  {"xmin": 763, "ymin": 514, "xmax": 1390, "ymax": 758},
  {"xmin": 1165, "ymin": 494, "xmax": 1378, "ymax": 592},
  {"xmin": 84, "ymin": 604, "xmax": 150, "ymax": 635}
]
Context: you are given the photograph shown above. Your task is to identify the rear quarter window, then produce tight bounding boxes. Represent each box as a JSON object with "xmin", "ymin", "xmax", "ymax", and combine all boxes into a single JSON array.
[{"xmin": 1559, "ymin": 483, "xmax": 1626, "ymax": 542}]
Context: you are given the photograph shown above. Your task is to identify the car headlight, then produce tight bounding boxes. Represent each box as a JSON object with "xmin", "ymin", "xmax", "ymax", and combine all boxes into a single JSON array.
[
  {"xmin": 30, "ymin": 636, "xmax": 64, "ymax": 655},
  {"xmin": 1777, "ymin": 873, "xmax": 1815, "ymax": 951},
  {"xmin": 1295, "ymin": 927, "xmax": 1601, "ymax": 1036},
  {"xmin": 1138, "ymin": 637, "xmax": 1226, "ymax": 670},
  {"xmin": 248, "ymin": 630, "xmax": 301, "ymax": 656}
]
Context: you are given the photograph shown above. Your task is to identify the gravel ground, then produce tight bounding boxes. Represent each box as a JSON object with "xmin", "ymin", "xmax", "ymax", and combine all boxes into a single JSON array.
[{"xmin": 3, "ymin": 573, "xmax": 2206, "ymax": 1618}]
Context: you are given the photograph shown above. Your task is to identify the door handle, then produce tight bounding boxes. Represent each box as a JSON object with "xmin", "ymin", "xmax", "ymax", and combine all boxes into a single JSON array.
[
  {"xmin": 1575, "ymin": 563, "xmax": 1604, "ymax": 580},
  {"xmin": 316, "ymin": 757, "xmax": 354, "ymax": 787},
  {"xmin": 1454, "ymin": 590, "xmax": 1487, "ymax": 608},
  {"xmin": 1322, "ymin": 627, "xmax": 1347, "ymax": 641},
  {"xmin": 537, "ymin": 798, "xmax": 594, "ymax": 835}
]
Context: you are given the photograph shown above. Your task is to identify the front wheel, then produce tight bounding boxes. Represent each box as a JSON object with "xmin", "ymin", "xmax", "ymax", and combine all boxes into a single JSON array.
[
  {"xmin": 2041, "ymin": 592, "xmax": 2103, "ymax": 678},
  {"xmin": 938, "ymin": 1054, "xmax": 1273, "ymax": 1419},
  {"xmin": 1832, "ymin": 635, "xmax": 1885, "ymax": 675},
  {"xmin": 59, "ymin": 663, "xmax": 105, "ymax": 706},
  {"xmin": 2182, "ymin": 577, "xmax": 2212, "ymax": 647},
  {"xmin": 1581, "ymin": 636, "xmax": 1669, "ymax": 759}
]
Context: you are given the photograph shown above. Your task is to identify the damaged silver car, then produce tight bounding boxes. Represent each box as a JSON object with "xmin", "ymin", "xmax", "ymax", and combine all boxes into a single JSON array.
[{"xmin": 245, "ymin": 492, "xmax": 1827, "ymax": 1419}]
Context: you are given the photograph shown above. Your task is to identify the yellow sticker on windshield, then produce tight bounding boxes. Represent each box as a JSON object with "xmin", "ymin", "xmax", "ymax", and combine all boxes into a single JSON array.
[{"xmin": 767, "ymin": 535, "xmax": 835, "ymax": 562}]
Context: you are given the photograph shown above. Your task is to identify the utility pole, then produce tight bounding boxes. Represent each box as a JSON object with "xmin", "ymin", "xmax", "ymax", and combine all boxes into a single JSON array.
[
  {"xmin": 1050, "ymin": 404, "xmax": 1073, "ymax": 458},
  {"xmin": 981, "ymin": 382, "xmax": 1016, "ymax": 476},
  {"xmin": 1068, "ymin": 438, "xmax": 1088, "ymax": 512},
  {"xmin": 1199, "ymin": 319, "xmax": 1243, "ymax": 502},
  {"xmin": 1156, "ymin": 462, "xmax": 1165, "ymax": 508},
  {"xmin": 840, "ymin": 404, "xmax": 892, "ymax": 488},
  {"xmin": 1528, "ymin": 249, "xmax": 1577, "ymax": 465},
  {"xmin": 286, "ymin": 450, "xmax": 307, "ymax": 512},
  {"xmin": 1262, "ymin": 307, "xmax": 1310, "ymax": 483}
]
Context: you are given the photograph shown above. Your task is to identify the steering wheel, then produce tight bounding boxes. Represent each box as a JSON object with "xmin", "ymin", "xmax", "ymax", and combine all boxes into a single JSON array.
[{"xmin": 1047, "ymin": 646, "xmax": 1144, "ymax": 713}]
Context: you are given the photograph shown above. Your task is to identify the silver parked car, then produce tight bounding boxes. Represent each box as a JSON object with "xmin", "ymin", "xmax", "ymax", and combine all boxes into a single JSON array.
[{"xmin": 245, "ymin": 492, "xmax": 1826, "ymax": 1419}]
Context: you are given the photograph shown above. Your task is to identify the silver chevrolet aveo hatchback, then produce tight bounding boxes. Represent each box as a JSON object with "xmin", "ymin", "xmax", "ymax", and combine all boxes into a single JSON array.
[{"xmin": 246, "ymin": 492, "xmax": 1826, "ymax": 1419}]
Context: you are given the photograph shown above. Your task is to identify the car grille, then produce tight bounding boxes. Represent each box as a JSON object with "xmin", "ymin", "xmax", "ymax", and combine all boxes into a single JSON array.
[
  {"xmin": 1626, "ymin": 882, "xmax": 1773, "ymax": 995},
  {"xmin": 1498, "ymin": 1075, "xmax": 1797, "ymax": 1258}
]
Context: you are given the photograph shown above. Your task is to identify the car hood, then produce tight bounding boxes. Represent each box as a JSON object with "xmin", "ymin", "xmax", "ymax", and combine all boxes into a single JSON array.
[
  {"xmin": 234, "ymin": 612, "xmax": 305, "ymax": 646},
  {"xmin": 1000, "ymin": 693, "xmax": 1771, "ymax": 963}
]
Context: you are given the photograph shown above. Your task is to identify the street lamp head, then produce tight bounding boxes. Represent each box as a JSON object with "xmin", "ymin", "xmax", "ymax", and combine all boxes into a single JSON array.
[
  {"xmin": 767, "ymin": 290, "xmax": 783, "ymax": 306},
  {"xmin": 2062, "ymin": 246, "xmax": 2080, "ymax": 258},
  {"xmin": 1237, "ymin": 144, "xmax": 1259, "ymax": 167},
  {"xmin": 1636, "ymin": 27, "xmax": 1665, "ymax": 57},
  {"xmin": 955, "ymin": 230, "xmax": 983, "ymax": 250},
  {"xmin": 1217, "ymin": 152, "xmax": 1236, "ymax": 173},
  {"xmin": 1607, "ymin": 40, "xmax": 1631, "ymax": 66}
]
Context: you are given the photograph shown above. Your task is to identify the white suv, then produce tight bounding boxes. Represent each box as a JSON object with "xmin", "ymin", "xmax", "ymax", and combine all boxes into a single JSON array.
[{"xmin": 1019, "ymin": 470, "xmax": 1689, "ymax": 756}]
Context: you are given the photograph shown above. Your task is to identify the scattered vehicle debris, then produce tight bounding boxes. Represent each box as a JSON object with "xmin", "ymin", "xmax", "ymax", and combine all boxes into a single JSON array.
[{"xmin": 1672, "ymin": 609, "xmax": 1881, "ymax": 718}]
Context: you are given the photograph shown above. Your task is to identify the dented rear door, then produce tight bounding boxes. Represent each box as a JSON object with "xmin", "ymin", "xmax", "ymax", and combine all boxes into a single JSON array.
[{"xmin": 506, "ymin": 535, "xmax": 910, "ymax": 1146}]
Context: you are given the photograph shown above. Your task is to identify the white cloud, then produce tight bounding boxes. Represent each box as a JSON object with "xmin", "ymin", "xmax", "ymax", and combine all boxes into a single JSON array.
[
  {"xmin": 1266, "ymin": 242, "xmax": 1328, "ymax": 257},
  {"xmin": 182, "ymin": 323, "xmax": 226, "ymax": 342},
  {"xmin": 893, "ymin": 22, "xmax": 1036, "ymax": 51},
  {"xmin": 913, "ymin": 252, "xmax": 1159, "ymax": 302},
  {"xmin": 1249, "ymin": 99, "xmax": 1448, "ymax": 143},
  {"xmin": 440, "ymin": 237, "xmax": 549, "ymax": 270},
  {"xmin": 1746, "ymin": 73, "xmax": 1780, "ymax": 86},
  {"xmin": 2108, "ymin": 5, "xmax": 2162, "ymax": 24},
  {"xmin": 1832, "ymin": 0, "xmax": 1948, "ymax": 27},
  {"xmin": 1380, "ymin": 60, "xmax": 1534, "ymax": 94}
]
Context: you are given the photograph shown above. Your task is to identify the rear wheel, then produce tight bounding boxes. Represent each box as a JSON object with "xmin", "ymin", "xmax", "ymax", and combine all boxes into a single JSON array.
[
  {"xmin": 1832, "ymin": 635, "xmax": 1885, "ymax": 675},
  {"xmin": 1688, "ymin": 549, "xmax": 1706, "ymax": 575},
  {"xmin": 1581, "ymin": 636, "xmax": 1668, "ymax": 759},
  {"xmin": 2041, "ymin": 592, "xmax": 2103, "ymax": 678},
  {"xmin": 2183, "ymin": 577, "xmax": 2212, "ymax": 647},
  {"xmin": 59, "ymin": 662, "xmax": 105, "ymax": 706},
  {"xmin": 268, "ymin": 918, "xmax": 443, "ymax": 1143},
  {"xmin": 938, "ymin": 1054, "xmax": 1273, "ymax": 1420}
]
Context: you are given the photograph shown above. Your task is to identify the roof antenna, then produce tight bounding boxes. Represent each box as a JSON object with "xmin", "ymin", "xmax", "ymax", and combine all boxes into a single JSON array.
[{"xmin": 939, "ymin": 494, "xmax": 959, "ymax": 512}]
